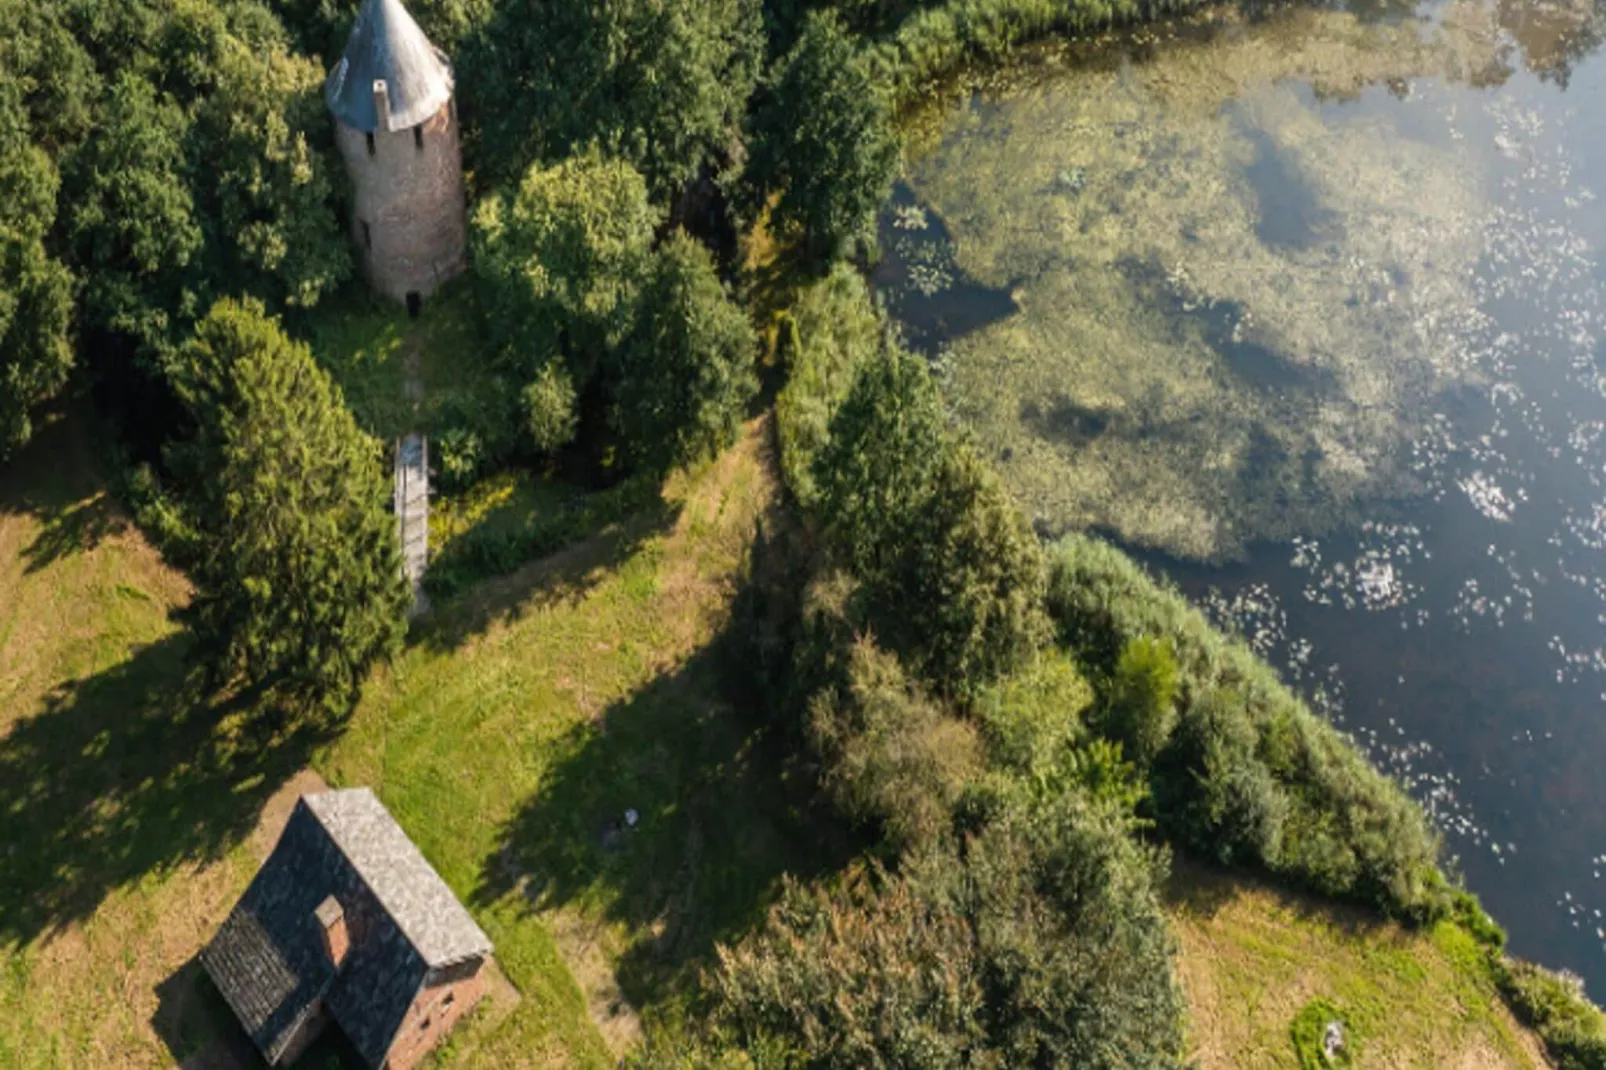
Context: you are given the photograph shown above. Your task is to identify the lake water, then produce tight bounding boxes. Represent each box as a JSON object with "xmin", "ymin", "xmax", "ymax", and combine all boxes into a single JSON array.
[{"xmin": 879, "ymin": 0, "xmax": 1606, "ymax": 993}]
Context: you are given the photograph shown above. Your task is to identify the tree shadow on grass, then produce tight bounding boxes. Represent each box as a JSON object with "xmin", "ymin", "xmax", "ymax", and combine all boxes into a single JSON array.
[
  {"xmin": 412, "ymin": 490, "xmax": 683, "ymax": 656},
  {"xmin": 0, "ymin": 632, "xmax": 335, "ymax": 949},
  {"xmin": 1164, "ymin": 854, "xmax": 1404, "ymax": 943},
  {"xmin": 473, "ymin": 607, "xmax": 856, "ymax": 1013},
  {"xmin": 0, "ymin": 409, "xmax": 130, "ymax": 574}
]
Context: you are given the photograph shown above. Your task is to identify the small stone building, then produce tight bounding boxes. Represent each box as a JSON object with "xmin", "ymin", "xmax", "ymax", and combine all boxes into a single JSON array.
[
  {"xmin": 325, "ymin": 0, "xmax": 467, "ymax": 307},
  {"xmin": 200, "ymin": 788, "xmax": 493, "ymax": 1070}
]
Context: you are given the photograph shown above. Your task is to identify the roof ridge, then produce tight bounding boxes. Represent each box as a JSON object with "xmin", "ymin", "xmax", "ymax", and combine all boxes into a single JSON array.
[{"xmin": 302, "ymin": 789, "xmax": 492, "ymax": 967}]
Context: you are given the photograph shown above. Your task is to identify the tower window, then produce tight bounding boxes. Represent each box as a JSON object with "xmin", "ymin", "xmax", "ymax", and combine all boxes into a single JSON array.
[
  {"xmin": 414, "ymin": 126, "xmax": 424, "ymax": 150},
  {"xmin": 365, "ymin": 131, "xmax": 375, "ymax": 156},
  {"xmin": 362, "ymin": 221, "xmax": 372, "ymax": 250}
]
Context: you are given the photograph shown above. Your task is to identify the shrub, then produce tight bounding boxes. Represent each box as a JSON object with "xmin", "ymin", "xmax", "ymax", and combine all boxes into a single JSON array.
[
  {"xmin": 422, "ymin": 476, "xmax": 663, "ymax": 600},
  {"xmin": 1494, "ymin": 959, "xmax": 1606, "ymax": 1070},
  {"xmin": 1103, "ymin": 634, "xmax": 1179, "ymax": 766},
  {"xmin": 521, "ymin": 362, "xmax": 579, "ymax": 454},
  {"xmin": 1046, "ymin": 534, "xmax": 1448, "ymax": 920},
  {"xmin": 1290, "ymin": 998, "xmax": 1354, "ymax": 1070},
  {"xmin": 773, "ymin": 263, "xmax": 886, "ymax": 508},
  {"xmin": 1155, "ymin": 687, "xmax": 1288, "ymax": 867},
  {"xmin": 808, "ymin": 637, "xmax": 981, "ymax": 850},
  {"xmin": 815, "ymin": 347, "xmax": 1050, "ymax": 694},
  {"xmin": 712, "ymin": 792, "xmax": 1183, "ymax": 1068},
  {"xmin": 609, "ymin": 231, "xmax": 759, "ymax": 474}
]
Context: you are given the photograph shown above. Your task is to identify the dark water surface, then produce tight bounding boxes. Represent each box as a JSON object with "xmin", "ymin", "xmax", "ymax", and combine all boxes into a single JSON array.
[{"xmin": 882, "ymin": 0, "xmax": 1606, "ymax": 993}]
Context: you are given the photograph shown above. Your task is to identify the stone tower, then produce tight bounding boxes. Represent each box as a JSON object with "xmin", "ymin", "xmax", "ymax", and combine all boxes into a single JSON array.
[{"xmin": 325, "ymin": 0, "xmax": 466, "ymax": 306}]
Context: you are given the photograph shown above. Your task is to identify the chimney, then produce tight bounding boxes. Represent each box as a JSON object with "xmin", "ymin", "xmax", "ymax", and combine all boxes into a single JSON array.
[
  {"xmin": 372, "ymin": 79, "xmax": 390, "ymax": 132},
  {"xmin": 316, "ymin": 895, "xmax": 349, "ymax": 968}
]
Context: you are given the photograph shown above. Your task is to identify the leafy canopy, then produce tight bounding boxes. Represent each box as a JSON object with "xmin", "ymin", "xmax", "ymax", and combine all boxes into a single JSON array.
[
  {"xmin": 466, "ymin": 0, "xmax": 763, "ymax": 197},
  {"xmin": 163, "ymin": 298, "xmax": 407, "ymax": 714},
  {"xmin": 745, "ymin": 10, "xmax": 900, "ymax": 269},
  {"xmin": 608, "ymin": 231, "xmax": 758, "ymax": 474},
  {"xmin": 815, "ymin": 346, "xmax": 1050, "ymax": 694}
]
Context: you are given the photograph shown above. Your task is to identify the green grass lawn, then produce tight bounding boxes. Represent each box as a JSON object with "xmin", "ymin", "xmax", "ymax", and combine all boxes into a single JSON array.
[
  {"xmin": 300, "ymin": 278, "xmax": 514, "ymax": 447},
  {"xmin": 315, "ymin": 418, "xmax": 830, "ymax": 1065},
  {"xmin": 0, "ymin": 410, "xmax": 331, "ymax": 1068},
  {"xmin": 1168, "ymin": 862, "xmax": 1548, "ymax": 1069},
  {"xmin": 0, "ymin": 407, "xmax": 809, "ymax": 1069}
]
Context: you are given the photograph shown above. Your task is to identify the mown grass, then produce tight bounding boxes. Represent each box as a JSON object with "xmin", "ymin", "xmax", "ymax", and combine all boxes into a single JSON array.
[
  {"xmin": 314, "ymin": 418, "xmax": 832, "ymax": 1065},
  {"xmin": 0, "ymin": 411, "xmax": 317, "ymax": 1068},
  {"xmin": 1168, "ymin": 862, "xmax": 1548, "ymax": 1069}
]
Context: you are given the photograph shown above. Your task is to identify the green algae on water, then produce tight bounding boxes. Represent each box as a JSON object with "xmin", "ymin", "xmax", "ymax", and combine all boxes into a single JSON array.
[{"xmin": 895, "ymin": 3, "xmax": 1532, "ymax": 560}]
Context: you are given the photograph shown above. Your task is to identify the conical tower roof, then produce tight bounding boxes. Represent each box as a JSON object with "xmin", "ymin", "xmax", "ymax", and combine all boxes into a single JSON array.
[{"xmin": 325, "ymin": 0, "xmax": 454, "ymax": 133}]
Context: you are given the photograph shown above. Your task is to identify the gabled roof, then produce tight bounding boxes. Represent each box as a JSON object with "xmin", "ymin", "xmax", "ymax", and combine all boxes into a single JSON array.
[
  {"xmin": 304, "ymin": 788, "xmax": 492, "ymax": 967},
  {"xmin": 200, "ymin": 790, "xmax": 491, "ymax": 1068},
  {"xmin": 325, "ymin": 0, "xmax": 454, "ymax": 133}
]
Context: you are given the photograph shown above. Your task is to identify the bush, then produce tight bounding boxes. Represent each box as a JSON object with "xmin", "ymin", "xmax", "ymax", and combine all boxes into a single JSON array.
[
  {"xmin": 422, "ymin": 476, "xmax": 663, "ymax": 600},
  {"xmin": 712, "ymin": 791, "xmax": 1183, "ymax": 1068},
  {"xmin": 1103, "ymin": 634, "xmax": 1179, "ymax": 766},
  {"xmin": 1047, "ymin": 534, "xmax": 1448, "ymax": 920},
  {"xmin": 808, "ymin": 637, "xmax": 981, "ymax": 850},
  {"xmin": 868, "ymin": 0, "xmax": 1208, "ymax": 104},
  {"xmin": 609, "ymin": 231, "xmax": 759, "ymax": 474},
  {"xmin": 1154, "ymin": 687, "xmax": 1288, "ymax": 868},
  {"xmin": 815, "ymin": 347, "xmax": 1049, "ymax": 694},
  {"xmin": 1289, "ymin": 998, "xmax": 1354, "ymax": 1070},
  {"xmin": 521, "ymin": 362, "xmax": 580, "ymax": 454},
  {"xmin": 773, "ymin": 263, "xmax": 886, "ymax": 508},
  {"xmin": 1494, "ymin": 959, "xmax": 1606, "ymax": 1070}
]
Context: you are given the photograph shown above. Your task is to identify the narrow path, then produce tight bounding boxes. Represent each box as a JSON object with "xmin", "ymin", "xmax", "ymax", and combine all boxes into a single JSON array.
[{"xmin": 396, "ymin": 336, "xmax": 430, "ymax": 613}]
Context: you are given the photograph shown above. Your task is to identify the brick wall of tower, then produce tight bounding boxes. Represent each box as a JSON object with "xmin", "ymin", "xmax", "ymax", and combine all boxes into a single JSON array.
[{"xmin": 334, "ymin": 99, "xmax": 467, "ymax": 305}]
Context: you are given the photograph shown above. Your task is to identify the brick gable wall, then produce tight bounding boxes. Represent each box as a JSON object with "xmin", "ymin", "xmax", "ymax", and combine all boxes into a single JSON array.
[{"xmin": 383, "ymin": 956, "xmax": 487, "ymax": 1070}]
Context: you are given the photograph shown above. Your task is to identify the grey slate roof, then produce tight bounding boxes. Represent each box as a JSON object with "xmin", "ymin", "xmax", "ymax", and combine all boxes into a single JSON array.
[
  {"xmin": 325, "ymin": 0, "xmax": 453, "ymax": 133},
  {"xmin": 304, "ymin": 788, "xmax": 492, "ymax": 967},
  {"xmin": 200, "ymin": 790, "xmax": 491, "ymax": 1068}
]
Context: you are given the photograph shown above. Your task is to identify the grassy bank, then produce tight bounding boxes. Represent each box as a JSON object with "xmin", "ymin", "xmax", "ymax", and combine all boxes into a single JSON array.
[{"xmin": 1169, "ymin": 863, "xmax": 1548, "ymax": 1069}]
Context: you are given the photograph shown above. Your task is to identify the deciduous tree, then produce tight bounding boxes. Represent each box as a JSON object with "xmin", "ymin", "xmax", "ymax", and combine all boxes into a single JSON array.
[
  {"xmin": 609, "ymin": 232, "xmax": 758, "ymax": 473},
  {"xmin": 745, "ymin": 11, "xmax": 899, "ymax": 269}
]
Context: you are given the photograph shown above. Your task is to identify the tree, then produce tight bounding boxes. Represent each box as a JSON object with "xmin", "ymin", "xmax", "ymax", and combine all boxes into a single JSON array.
[
  {"xmin": 815, "ymin": 347, "xmax": 1049, "ymax": 694},
  {"xmin": 164, "ymin": 298, "xmax": 407, "ymax": 714},
  {"xmin": 472, "ymin": 148, "xmax": 658, "ymax": 453},
  {"xmin": 189, "ymin": 36, "xmax": 351, "ymax": 309},
  {"xmin": 745, "ymin": 11, "xmax": 899, "ymax": 269},
  {"xmin": 1103, "ymin": 634, "xmax": 1179, "ymax": 766},
  {"xmin": 67, "ymin": 72, "xmax": 205, "ymax": 355},
  {"xmin": 0, "ymin": 81, "xmax": 74, "ymax": 460},
  {"xmin": 1154, "ymin": 688, "xmax": 1288, "ymax": 868},
  {"xmin": 465, "ymin": 0, "xmax": 763, "ymax": 198},
  {"xmin": 609, "ymin": 232, "xmax": 758, "ymax": 473}
]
